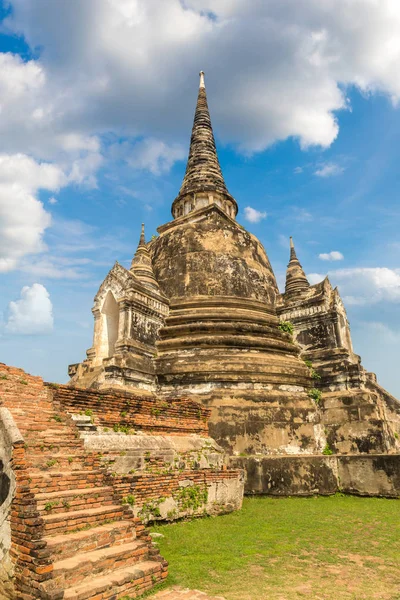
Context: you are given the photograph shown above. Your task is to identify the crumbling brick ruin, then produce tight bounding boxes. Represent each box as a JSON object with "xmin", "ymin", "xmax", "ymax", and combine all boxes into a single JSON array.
[
  {"xmin": 2, "ymin": 71, "xmax": 400, "ymax": 598},
  {"xmin": 0, "ymin": 365, "xmax": 243, "ymax": 598}
]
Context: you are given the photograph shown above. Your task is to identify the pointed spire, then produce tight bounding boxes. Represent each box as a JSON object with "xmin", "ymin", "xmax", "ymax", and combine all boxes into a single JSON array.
[
  {"xmin": 285, "ymin": 237, "xmax": 310, "ymax": 297},
  {"xmin": 171, "ymin": 72, "xmax": 237, "ymax": 218},
  {"xmin": 130, "ymin": 224, "xmax": 159, "ymax": 291},
  {"xmin": 139, "ymin": 222, "xmax": 145, "ymax": 246},
  {"xmin": 290, "ymin": 236, "xmax": 297, "ymax": 260}
]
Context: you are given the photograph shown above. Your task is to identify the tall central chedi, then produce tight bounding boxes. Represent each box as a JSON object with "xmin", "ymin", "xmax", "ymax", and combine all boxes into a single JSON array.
[
  {"xmin": 70, "ymin": 73, "xmax": 400, "ymax": 484},
  {"xmin": 152, "ymin": 72, "xmax": 310, "ymax": 393}
]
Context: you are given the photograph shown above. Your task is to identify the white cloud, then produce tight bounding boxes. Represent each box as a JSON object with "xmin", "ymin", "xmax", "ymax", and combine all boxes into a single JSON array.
[
  {"xmin": 308, "ymin": 267, "xmax": 400, "ymax": 304},
  {"xmin": 2, "ymin": 0, "xmax": 400, "ymax": 275},
  {"xmin": 48, "ymin": 197, "xmax": 57, "ymax": 205},
  {"xmin": 319, "ymin": 251, "xmax": 344, "ymax": 261},
  {"xmin": 244, "ymin": 206, "xmax": 267, "ymax": 223},
  {"xmin": 6, "ymin": 283, "xmax": 54, "ymax": 335},
  {"xmin": 124, "ymin": 139, "xmax": 185, "ymax": 175},
  {"xmin": 3, "ymin": 0, "xmax": 400, "ymax": 156},
  {"xmin": 315, "ymin": 162, "xmax": 345, "ymax": 177},
  {"xmin": 0, "ymin": 154, "xmax": 66, "ymax": 272},
  {"xmin": 294, "ymin": 167, "xmax": 303, "ymax": 174}
]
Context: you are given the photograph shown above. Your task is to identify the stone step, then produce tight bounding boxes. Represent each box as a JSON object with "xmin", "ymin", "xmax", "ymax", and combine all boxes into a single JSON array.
[
  {"xmin": 36, "ymin": 486, "xmax": 115, "ymax": 514},
  {"xmin": 42, "ymin": 505, "xmax": 126, "ymax": 535},
  {"xmin": 29, "ymin": 471, "xmax": 106, "ymax": 493},
  {"xmin": 62, "ymin": 560, "xmax": 164, "ymax": 600},
  {"xmin": 43, "ymin": 520, "xmax": 136, "ymax": 562},
  {"xmin": 49, "ymin": 540, "xmax": 149, "ymax": 589},
  {"xmin": 29, "ymin": 454, "xmax": 101, "ymax": 471},
  {"xmin": 28, "ymin": 440, "xmax": 84, "ymax": 453}
]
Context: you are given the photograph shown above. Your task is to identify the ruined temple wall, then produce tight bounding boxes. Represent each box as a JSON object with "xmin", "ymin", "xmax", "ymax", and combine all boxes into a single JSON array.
[
  {"xmin": 106, "ymin": 469, "xmax": 243, "ymax": 523},
  {"xmin": 367, "ymin": 380, "xmax": 400, "ymax": 434},
  {"xmin": 49, "ymin": 384, "xmax": 210, "ymax": 436},
  {"xmin": 231, "ymin": 454, "xmax": 400, "ymax": 497},
  {"xmin": 46, "ymin": 383, "xmax": 244, "ymax": 522}
]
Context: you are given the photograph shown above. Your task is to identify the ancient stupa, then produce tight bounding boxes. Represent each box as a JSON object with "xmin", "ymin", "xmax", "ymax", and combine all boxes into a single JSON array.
[{"xmin": 70, "ymin": 72, "xmax": 400, "ymax": 496}]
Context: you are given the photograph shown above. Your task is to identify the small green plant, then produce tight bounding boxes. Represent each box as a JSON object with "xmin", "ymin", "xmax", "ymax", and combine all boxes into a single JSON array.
[
  {"xmin": 84, "ymin": 409, "xmax": 93, "ymax": 417},
  {"xmin": 304, "ymin": 359, "xmax": 322, "ymax": 380},
  {"xmin": 19, "ymin": 379, "xmax": 28, "ymax": 385},
  {"xmin": 121, "ymin": 411, "xmax": 127, "ymax": 418},
  {"xmin": 46, "ymin": 459, "xmax": 57, "ymax": 468},
  {"xmin": 175, "ymin": 484, "xmax": 208, "ymax": 512},
  {"xmin": 308, "ymin": 388, "xmax": 322, "ymax": 404},
  {"xmin": 278, "ymin": 321, "xmax": 294, "ymax": 335},
  {"xmin": 322, "ymin": 443, "xmax": 333, "ymax": 455},
  {"xmin": 113, "ymin": 423, "xmax": 132, "ymax": 434},
  {"xmin": 47, "ymin": 382, "xmax": 59, "ymax": 389},
  {"xmin": 394, "ymin": 432, "xmax": 399, "ymax": 440},
  {"xmin": 0, "ymin": 374, "xmax": 8, "ymax": 380},
  {"xmin": 51, "ymin": 414, "xmax": 62, "ymax": 423},
  {"xmin": 62, "ymin": 500, "xmax": 70, "ymax": 509},
  {"xmin": 68, "ymin": 456, "xmax": 73, "ymax": 463},
  {"xmin": 122, "ymin": 494, "xmax": 136, "ymax": 506},
  {"xmin": 44, "ymin": 501, "xmax": 59, "ymax": 511}
]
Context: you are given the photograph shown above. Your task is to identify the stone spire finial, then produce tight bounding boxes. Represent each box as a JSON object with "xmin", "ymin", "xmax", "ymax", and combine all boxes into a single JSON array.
[
  {"xmin": 171, "ymin": 72, "xmax": 237, "ymax": 219},
  {"xmin": 199, "ymin": 70, "xmax": 205, "ymax": 89},
  {"xmin": 289, "ymin": 236, "xmax": 296, "ymax": 259},
  {"xmin": 285, "ymin": 237, "xmax": 310, "ymax": 297},
  {"xmin": 139, "ymin": 223, "xmax": 146, "ymax": 246},
  {"xmin": 130, "ymin": 224, "xmax": 159, "ymax": 291}
]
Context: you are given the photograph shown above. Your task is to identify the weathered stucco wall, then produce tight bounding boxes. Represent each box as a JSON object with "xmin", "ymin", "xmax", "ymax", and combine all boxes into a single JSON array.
[
  {"xmin": 231, "ymin": 454, "xmax": 400, "ymax": 497},
  {"xmin": 152, "ymin": 206, "xmax": 279, "ymax": 303}
]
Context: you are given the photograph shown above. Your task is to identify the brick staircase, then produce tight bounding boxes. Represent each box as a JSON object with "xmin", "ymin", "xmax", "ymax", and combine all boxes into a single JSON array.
[{"xmin": 0, "ymin": 365, "xmax": 167, "ymax": 599}]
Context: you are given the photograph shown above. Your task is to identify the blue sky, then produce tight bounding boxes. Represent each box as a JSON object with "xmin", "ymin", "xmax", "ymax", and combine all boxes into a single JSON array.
[{"xmin": 1, "ymin": 0, "xmax": 400, "ymax": 396}]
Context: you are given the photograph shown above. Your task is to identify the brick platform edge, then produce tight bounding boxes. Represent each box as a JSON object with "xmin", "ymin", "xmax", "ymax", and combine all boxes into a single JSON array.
[{"xmin": 0, "ymin": 364, "xmax": 168, "ymax": 599}]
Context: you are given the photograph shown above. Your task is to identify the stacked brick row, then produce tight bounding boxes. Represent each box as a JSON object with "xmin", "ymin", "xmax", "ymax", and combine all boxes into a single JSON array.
[
  {"xmin": 110, "ymin": 468, "xmax": 241, "ymax": 519},
  {"xmin": 0, "ymin": 364, "xmax": 167, "ymax": 599},
  {"xmin": 48, "ymin": 384, "xmax": 210, "ymax": 435}
]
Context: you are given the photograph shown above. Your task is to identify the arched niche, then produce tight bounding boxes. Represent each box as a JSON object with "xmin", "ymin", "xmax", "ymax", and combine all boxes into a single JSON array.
[{"xmin": 100, "ymin": 290, "xmax": 120, "ymax": 358}]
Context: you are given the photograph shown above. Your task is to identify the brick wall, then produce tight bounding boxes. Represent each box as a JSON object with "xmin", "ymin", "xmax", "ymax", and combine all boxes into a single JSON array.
[
  {"xmin": 108, "ymin": 468, "xmax": 244, "ymax": 523},
  {"xmin": 48, "ymin": 384, "xmax": 210, "ymax": 436}
]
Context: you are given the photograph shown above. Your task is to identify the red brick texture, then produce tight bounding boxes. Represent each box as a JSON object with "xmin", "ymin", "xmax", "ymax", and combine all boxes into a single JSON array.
[
  {"xmin": 109, "ymin": 468, "xmax": 241, "ymax": 521},
  {"xmin": 0, "ymin": 364, "xmax": 167, "ymax": 599},
  {"xmin": 48, "ymin": 384, "xmax": 210, "ymax": 436}
]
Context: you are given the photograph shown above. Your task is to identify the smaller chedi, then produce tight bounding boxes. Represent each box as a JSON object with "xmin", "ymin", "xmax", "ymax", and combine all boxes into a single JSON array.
[{"xmin": 70, "ymin": 72, "xmax": 400, "ymax": 497}]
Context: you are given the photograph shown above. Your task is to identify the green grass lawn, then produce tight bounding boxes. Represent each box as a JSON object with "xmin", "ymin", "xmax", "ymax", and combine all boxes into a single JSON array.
[{"xmin": 151, "ymin": 495, "xmax": 400, "ymax": 600}]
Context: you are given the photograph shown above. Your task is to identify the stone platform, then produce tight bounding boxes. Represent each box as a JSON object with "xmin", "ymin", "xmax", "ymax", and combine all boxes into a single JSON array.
[{"xmin": 231, "ymin": 454, "xmax": 400, "ymax": 497}]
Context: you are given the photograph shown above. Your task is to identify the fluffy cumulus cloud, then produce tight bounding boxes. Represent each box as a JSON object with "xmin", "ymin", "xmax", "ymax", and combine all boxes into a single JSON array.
[
  {"xmin": 6, "ymin": 283, "xmax": 54, "ymax": 335},
  {"xmin": 319, "ymin": 251, "xmax": 344, "ymax": 261},
  {"xmin": 0, "ymin": 154, "xmax": 65, "ymax": 272},
  {"xmin": 2, "ymin": 1, "xmax": 400, "ymax": 270},
  {"xmin": 244, "ymin": 206, "xmax": 267, "ymax": 223},
  {"xmin": 3, "ymin": 0, "xmax": 400, "ymax": 155},
  {"xmin": 111, "ymin": 139, "xmax": 185, "ymax": 176},
  {"xmin": 308, "ymin": 267, "xmax": 400, "ymax": 305}
]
